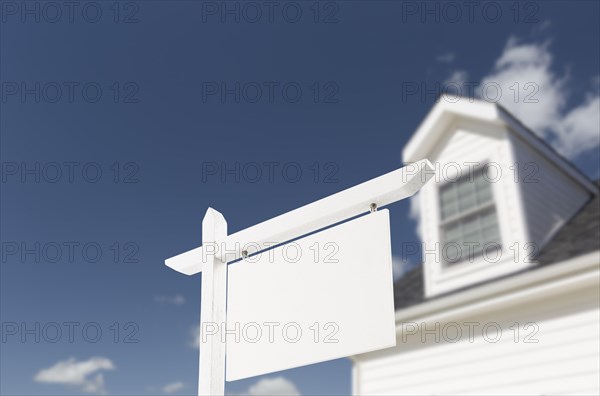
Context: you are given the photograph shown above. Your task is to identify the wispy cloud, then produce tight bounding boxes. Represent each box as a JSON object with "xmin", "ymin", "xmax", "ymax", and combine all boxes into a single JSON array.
[
  {"xmin": 436, "ymin": 52, "xmax": 456, "ymax": 63},
  {"xmin": 190, "ymin": 325, "xmax": 200, "ymax": 348},
  {"xmin": 444, "ymin": 70, "xmax": 469, "ymax": 86},
  {"xmin": 392, "ymin": 256, "xmax": 406, "ymax": 281},
  {"xmin": 162, "ymin": 381, "xmax": 185, "ymax": 394},
  {"xmin": 480, "ymin": 37, "xmax": 599, "ymax": 158},
  {"xmin": 532, "ymin": 20, "xmax": 552, "ymax": 35},
  {"xmin": 408, "ymin": 192, "xmax": 421, "ymax": 238},
  {"xmin": 402, "ymin": 193, "xmax": 422, "ymax": 277},
  {"xmin": 34, "ymin": 357, "xmax": 114, "ymax": 395},
  {"xmin": 552, "ymin": 94, "xmax": 600, "ymax": 158},
  {"xmin": 154, "ymin": 294, "xmax": 186, "ymax": 306},
  {"xmin": 229, "ymin": 376, "xmax": 301, "ymax": 396}
]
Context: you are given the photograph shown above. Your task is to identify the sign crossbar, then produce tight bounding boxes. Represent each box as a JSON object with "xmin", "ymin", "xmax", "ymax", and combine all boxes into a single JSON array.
[{"xmin": 166, "ymin": 159, "xmax": 434, "ymax": 275}]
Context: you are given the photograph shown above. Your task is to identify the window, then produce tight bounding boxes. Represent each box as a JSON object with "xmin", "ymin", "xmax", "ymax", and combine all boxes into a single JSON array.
[{"xmin": 439, "ymin": 166, "xmax": 501, "ymax": 266}]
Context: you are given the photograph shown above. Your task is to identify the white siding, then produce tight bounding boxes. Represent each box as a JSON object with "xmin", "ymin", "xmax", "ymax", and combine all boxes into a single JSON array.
[
  {"xmin": 355, "ymin": 285, "xmax": 600, "ymax": 395},
  {"xmin": 509, "ymin": 133, "xmax": 591, "ymax": 251}
]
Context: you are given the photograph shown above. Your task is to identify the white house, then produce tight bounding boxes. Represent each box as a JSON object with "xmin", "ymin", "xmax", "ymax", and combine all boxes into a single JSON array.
[{"xmin": 352, "ymin": 99, "xmax": 600, "ymax": 395}]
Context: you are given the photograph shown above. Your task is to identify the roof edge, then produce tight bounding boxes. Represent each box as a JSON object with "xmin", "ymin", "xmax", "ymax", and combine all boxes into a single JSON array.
[
  {"xmin": 393, "ymin": 250, "xmax": 599, "ymax": 324},
  {"xmin": 496, "ymin": 105, "xmax": 598, "ymax": 194},
  {"xmin": 402, "ymin": 99, "xmax": 598, "ymax": 195},
  {"xmin": 402, "ymin": 99, "xmax": 502, "ymax": 163}
]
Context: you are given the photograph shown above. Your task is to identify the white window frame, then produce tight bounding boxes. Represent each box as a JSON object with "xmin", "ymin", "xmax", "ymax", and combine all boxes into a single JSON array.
[{"xmin": 438, "ymin": 165, "xmax": 502, "ymax": 268}]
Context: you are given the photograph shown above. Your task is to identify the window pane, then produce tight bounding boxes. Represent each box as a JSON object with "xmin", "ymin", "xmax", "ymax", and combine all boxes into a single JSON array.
[
  {"xmin": 470, "ymin": 243, "xmax": 484, "ymax": 258},
  {"xmin": 440, "ymin": 185, "xmax": 458, "ymax": 220},
  {"xmin": 440, "ymin": 184, "xmax": 455, "ymax": 200},
  {"xmin": 457, "ymin": 178, "xmax": 474, "ymax": 197},
  {"xmin": 444, "ymin": 223, "xmax": 462, "ymax": 243},
  {"xmin": 440, "ymin": 167, "xmax": 494, "ymax": 222},
  {"xmin": 482, "ymin": 224, "xmax": 500, "ymax": 242},
  {"xmin": 459, "ymin": 189, "xmax": 477, "ymax": 212},
  {"xmin": 481, "ymin": 210, "xmax": 496, "ymax": 227},
  {"xmin": 462, "ymin": 231, "xmax": 480, "ymax": 244},
  {"xmin": 474, "ymin": 170, "xmax": 488, "ymax": 185},
  {"xmin": 441, "ymin": 207, "xmax": 501, "ymax": 267},
  {"xmin": 442, "ymin": 205, "xmax": 455, "ymax": 220},
  {"xmin": 462, "ymin": 216, "xmax": 480, "ymax": 235},
  {"xmin": 476, "ymin": 181, "xmax": 492, "ymax": 204}
]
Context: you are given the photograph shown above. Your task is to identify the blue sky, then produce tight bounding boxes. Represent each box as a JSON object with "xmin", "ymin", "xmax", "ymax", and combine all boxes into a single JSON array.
[{"xmin": 1, "ymin": 1, "xmax": 599, "ymax": 395}]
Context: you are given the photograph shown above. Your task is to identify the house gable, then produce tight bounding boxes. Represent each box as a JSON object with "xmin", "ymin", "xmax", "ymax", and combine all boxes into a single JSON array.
[{"xmin": 403, "ymin": 99, "xmax": 596, "ymax": 298}]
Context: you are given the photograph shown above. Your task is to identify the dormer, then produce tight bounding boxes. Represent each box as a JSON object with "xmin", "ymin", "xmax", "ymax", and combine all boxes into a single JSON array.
[{"xmin": 403, "ymin": 99, "xmax": 597, "ymax": 297}]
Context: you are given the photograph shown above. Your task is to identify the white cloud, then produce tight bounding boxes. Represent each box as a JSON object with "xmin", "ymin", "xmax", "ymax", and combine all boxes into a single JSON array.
[
  {"xmin": 393, "ymin": 194, "xmax": 422, "ymax": 279},
  {"xmin": 436, "ymin": 52, "xmax": 455, "ymax": 63},
  {"xmin": 162, "ymin": 381, "xmax": 185, "ymax": 394},
  {"xmin": 392, "ymin": 256, "xmax": 406, "ymax": 281},
  {"xmin": 190, "ymin": 325, "xmax": 200, "ymax": 348},
  {"xmin": 481, "ymin": 38, "xmax": 564, "ymax": 132},
  {"xmin": 554, "ymin": 95, "xmax": 600, "ymax": 157},
  {"xmin": 480, "ymin": 37, "xmax": 600, "ymax": 158},
  {"xmin": 242, "ymin": 377, "xmax": 301, "ymax": 396},
  {"xmin": 154, "ymin": 294, "xmax": 186, "ymax": 306},
  {"xmin": 532, "ymin": 20, "xmax": 552, "ymax": 35},
  {"xmin": 408, "ymin": 192, "xmax": 421, "ymax": 238},
  {"xmin": 82, "ymin": 374, "xmax": 107, "ymax": 394},
  {"xmin": 445, "ymin": 70, "xmax": 469, "ymax": 86},
  {"xmin": 34, "ymin": 357, "xmax": 114, "ymax": 395}
]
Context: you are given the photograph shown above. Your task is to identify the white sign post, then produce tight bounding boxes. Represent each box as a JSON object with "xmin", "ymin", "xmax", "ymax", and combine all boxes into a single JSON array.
[
  {"xmin": 198, "ymin": 209, "xmax": 228, "ymax": 395},
  {"xmin": 166, "ymin": 159, "xmax": 434, "ymax": 396}
]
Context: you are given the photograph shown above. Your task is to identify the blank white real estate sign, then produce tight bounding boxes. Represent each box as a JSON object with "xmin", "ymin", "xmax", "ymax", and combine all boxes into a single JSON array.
[{"xmin": 225, "ymin": 209, "xmax": 396, "ymax": 381}]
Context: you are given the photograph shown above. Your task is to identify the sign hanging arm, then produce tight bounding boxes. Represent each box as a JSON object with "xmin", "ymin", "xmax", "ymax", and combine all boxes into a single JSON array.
[{"xmin": 166, "ymin": 159, "xmax": 434, "ymax": 274}]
